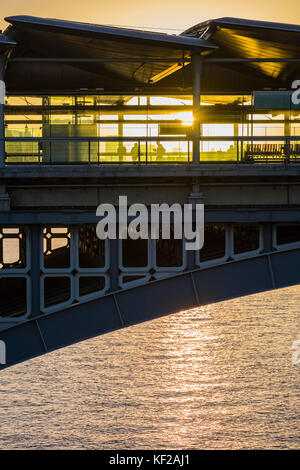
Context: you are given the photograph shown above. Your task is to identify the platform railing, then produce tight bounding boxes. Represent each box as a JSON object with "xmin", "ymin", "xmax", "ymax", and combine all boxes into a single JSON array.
[{"xmin": 3, "ymin": 136, "xmax": 300, "ymax": 165}]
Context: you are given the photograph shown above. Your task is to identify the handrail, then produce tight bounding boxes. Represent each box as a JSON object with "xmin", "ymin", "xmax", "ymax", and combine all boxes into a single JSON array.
[
  {"xmin": 4, "ymin": 136, "xmax": 300, "ymax": 142},
  {"xmin": 4, "ymin": 136, "xmax": 300, "ymax": 164}
]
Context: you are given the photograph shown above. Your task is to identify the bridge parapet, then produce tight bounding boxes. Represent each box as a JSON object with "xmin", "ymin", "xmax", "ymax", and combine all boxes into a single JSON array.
[
  {"xmin": 0, "ymin": 221, "xmax": 299, "ymax": 328},
  {"xmin": 3, "ymin": 136, "xmax": 300, "ymax": 165}
]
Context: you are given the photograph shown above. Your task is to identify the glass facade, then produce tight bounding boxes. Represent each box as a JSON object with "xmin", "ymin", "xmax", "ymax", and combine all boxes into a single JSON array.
[{"xmin": 4, "ymin": 93, "xmax": 300, "ymax": 164}]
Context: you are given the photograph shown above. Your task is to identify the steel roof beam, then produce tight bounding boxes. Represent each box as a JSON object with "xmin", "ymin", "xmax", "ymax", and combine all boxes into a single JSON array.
[
  {"xmin": 205, "ymin": 58, "xmax": 300, "ymax": 63},
  {"xmin": 8, "ymin": 58, "xmax": 192, "ymax": 63}
]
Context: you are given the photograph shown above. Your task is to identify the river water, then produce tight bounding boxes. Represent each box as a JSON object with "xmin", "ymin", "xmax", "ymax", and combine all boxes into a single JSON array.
[{"xmin": 0, "ymin": 285, "xmax": 300, "ymax": 449}]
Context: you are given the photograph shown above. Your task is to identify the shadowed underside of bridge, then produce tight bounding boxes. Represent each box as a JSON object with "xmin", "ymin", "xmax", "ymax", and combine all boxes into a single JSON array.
[{"xmin": 0, "ymin": 246, "xmax": 299, "ymax": 370}]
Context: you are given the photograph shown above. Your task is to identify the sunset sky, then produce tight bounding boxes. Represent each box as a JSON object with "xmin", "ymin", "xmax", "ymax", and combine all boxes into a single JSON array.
[{"xmin": 1, "ymin": 0, "xmax": 300, "ymax": 32}]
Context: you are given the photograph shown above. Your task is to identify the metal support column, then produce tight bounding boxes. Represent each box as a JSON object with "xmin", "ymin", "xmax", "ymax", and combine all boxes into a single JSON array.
[
  {"xmin": 109, "ymin": 239, "xmax": 119, "ymax": 292},
  {"xmin": 262, "ymin": 223, "xmax": 274, "ymax": 253},
  {"xmin": 234, "ymin": 123, "xmax": 239, "ymax": 161},
  {"xmin": 192, "ymin": 54, "xmax": 202, "ymax": 165},
  {"xmin": 284, "ymin": 111, "xmax": 291, "ymax": 163},
  {"xmin": 118, "ymin": 114, "xmax": 124, "ymax": 162},
  {"xmin": 30, "ymin": 225, "xmax": 41, "ymax": 317},
  {"xmin": 187, "ymin": 184, "xmax": 204, "ymax": 268},
  {"xmin": 0, "ymin": 55, "xmax": 6, "ymax": 168},
  {"xmin": 284, "ymin": 111, "xmax": 291, "ymax": 138}
]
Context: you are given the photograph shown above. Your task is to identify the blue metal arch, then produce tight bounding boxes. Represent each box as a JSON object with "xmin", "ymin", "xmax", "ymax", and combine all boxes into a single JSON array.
[{"xmin": 0, "ymin": 246, "xmax": 299, "ymax": 370}]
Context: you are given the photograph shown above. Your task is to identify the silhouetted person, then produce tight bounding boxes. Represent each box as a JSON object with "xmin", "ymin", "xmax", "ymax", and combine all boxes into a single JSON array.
[
  {"xmin": 118, "ymin": 143, "xmax": 127, "ymax": 162},
  {"xmin": 156, "ymin": 142, "xmax": 166, "ymax": 161},
  {"xmin": 130, "ymin": 143, "xmax": 139, "ymax": 162}
]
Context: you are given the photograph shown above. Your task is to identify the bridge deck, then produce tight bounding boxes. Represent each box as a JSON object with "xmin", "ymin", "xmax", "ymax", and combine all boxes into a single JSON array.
[{"xmin": 2, "ymin": 163, "xmax": 300, "ymax": 179}]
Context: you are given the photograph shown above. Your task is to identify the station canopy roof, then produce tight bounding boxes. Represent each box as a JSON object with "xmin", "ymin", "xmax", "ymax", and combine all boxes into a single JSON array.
[
  {"xmin": 0, "ymin": 33, "xmax": 16, "ymax": 55},
  {"xmin": 3, "ymin": 15, "xmax": 300, "ymax": 93},
  {"xmin": 3, "ymin": 15, "xmax": 216, "ymax": 92},
  {"xmin": 183, "ymin": 17, "xmax": 300, "ymax": 81}
]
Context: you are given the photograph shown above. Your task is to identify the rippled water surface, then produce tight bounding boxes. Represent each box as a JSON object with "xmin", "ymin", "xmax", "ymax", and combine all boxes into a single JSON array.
[{"xmin": 0, "ymin": 286, "xmax": 300, "ymax": 449}]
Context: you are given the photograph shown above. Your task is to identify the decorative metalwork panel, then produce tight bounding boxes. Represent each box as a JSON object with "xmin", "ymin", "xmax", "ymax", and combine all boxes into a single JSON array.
[
  {"xmin": 196, "ymin": 224, "xmax": 263, "ymax": 267},
  {"xmin": 0, "ymin": 227, "xmax": 29, "ymax": 322},
  {"xmin": 0, "ymin": 227, "xmax": 27, "ymax": 270},
  {"xmin": 119, "ymin": 231, "xmax": 187, "ymax": 288},
  {"xmin": 43, "ymin": 227, "xmax": 71, "ymax": 270},
  {"xmin": 41, "ymin": 225, "xmax": 109, "ymax": 312},
  {"xmin": 0, "ymin": 222, "xmax": 294, "ymax": 323}
]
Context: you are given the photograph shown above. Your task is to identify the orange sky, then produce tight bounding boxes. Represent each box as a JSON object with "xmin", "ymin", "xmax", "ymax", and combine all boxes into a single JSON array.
[{"xmin": 1, "ymin": 0, "xmax": 300, "ymax": 32}]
